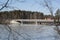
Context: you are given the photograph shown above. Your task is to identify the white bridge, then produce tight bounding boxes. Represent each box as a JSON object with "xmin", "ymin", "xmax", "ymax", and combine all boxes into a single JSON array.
[{"xmin": 10, "ymin": 19, "xmax": 54, "ymax": 25}]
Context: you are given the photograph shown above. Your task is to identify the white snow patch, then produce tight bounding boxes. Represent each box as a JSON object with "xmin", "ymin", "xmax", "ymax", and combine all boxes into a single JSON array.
[{"xmin": 10, "ymin": 20, "xmax": 19, "ymax": 23}]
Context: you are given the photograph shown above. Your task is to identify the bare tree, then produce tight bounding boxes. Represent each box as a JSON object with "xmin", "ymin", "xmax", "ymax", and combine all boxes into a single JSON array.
[{"xmin": 55, "ymin": 9, "xmax": 60, "ymax": 34}]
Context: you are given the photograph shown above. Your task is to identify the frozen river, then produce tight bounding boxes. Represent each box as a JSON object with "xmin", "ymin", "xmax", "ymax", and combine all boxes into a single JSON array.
[{"xmin": 0, "ymin": 23, "xmax": 60, "ymax": 40}]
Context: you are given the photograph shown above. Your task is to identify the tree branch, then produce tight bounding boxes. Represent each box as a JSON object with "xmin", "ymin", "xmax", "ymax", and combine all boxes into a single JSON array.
[{"xmin": 0, "ymin": 0, "xmax": 9, "ymax": 10}]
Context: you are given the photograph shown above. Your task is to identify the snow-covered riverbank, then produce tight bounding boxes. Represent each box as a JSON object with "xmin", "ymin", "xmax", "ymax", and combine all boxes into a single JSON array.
[{"xmin": 0, "ymin": 24, "xmax": 60, "ymax": 40}]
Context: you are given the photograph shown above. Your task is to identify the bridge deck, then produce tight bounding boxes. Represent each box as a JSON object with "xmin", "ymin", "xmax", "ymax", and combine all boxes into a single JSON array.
[
  {"xmin": 10, "ymin": 19, "xmax": 56, "ymax": 25},
  {"xmin": 13, "ymin": 19, "xmax": 54, "ymax": 22}
]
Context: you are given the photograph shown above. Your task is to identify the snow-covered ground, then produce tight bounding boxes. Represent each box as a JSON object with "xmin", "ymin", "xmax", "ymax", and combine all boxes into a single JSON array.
[{"xmin": 0, "ymin": 24, "xmax": 60, "ymax": 40}]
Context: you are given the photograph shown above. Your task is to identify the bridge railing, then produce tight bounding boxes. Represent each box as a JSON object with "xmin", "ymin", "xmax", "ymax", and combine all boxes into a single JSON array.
[{"xmin": 10, "ymin": 19, "xmax": 54, "ymax": 25}]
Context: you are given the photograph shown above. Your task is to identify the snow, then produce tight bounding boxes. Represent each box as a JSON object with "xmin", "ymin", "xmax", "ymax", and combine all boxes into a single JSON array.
[
  {"xmin": 10, "ymin": 20, "xmax": 20, "ymax": 24},
  {"xmin": 0, "ymin": 24, "xmax": 60, "ymax": 40}
]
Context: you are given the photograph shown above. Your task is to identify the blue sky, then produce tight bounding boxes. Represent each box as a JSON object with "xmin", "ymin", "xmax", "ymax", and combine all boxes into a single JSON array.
[{"xmin": 1, "ymin": 0, "xmax": 60, "ymax": 15}]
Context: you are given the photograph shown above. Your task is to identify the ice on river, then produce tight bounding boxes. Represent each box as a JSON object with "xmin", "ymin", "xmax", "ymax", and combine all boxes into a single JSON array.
[{"xmin": 0, "ymin": 24, "xmax": 60, "ymax": 40}]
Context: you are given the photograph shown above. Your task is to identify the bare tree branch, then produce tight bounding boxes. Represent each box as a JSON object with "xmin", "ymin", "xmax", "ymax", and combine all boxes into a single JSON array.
[
  {"xmin": 0, "ymin": 0, "xmax": 9, "ymax": 10},
  {"xmin": 4, "ymin": 24, "xmax": 29, "ymax": 40},
  {"xmin": 34, "ymin": 0, "xmax": 53, "ymax": 16},
  {"xmin": 0, "ymin": 0, "xmax": 26, "ymax": 11},
  {"xmin": 44, "ymin": 0, "xmax": 53, "ymax": 16}
]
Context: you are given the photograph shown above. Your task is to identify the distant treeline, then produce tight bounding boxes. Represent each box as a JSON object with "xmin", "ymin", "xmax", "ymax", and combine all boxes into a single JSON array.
[
  {"xmin": 0, "ymin": 10, "xmax": 44, "ymax": 19},
  {"xmin": 0, "ymin": 10, "xmax": 53, "ymax": 23}
]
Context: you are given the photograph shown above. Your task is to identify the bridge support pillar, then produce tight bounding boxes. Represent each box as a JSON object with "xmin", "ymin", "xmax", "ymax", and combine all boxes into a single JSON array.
[
  {"xmin": 21, "ymin": 21, "xmax": 23, "ymax": 25},
  {"xmin": 36, "ymin": 21, "xmax": 38, "ymax": 25}
]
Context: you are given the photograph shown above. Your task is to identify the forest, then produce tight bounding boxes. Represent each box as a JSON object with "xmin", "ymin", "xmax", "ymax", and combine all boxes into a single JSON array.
[{"xmin": 0, "ymin": 10, "xmax": 45, "ymax": 23}]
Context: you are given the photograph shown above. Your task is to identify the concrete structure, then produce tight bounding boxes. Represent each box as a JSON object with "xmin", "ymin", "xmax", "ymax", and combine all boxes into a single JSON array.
[{"xmin": 10, "ymin": 19, "xmax": 54, "ymax": 25}]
